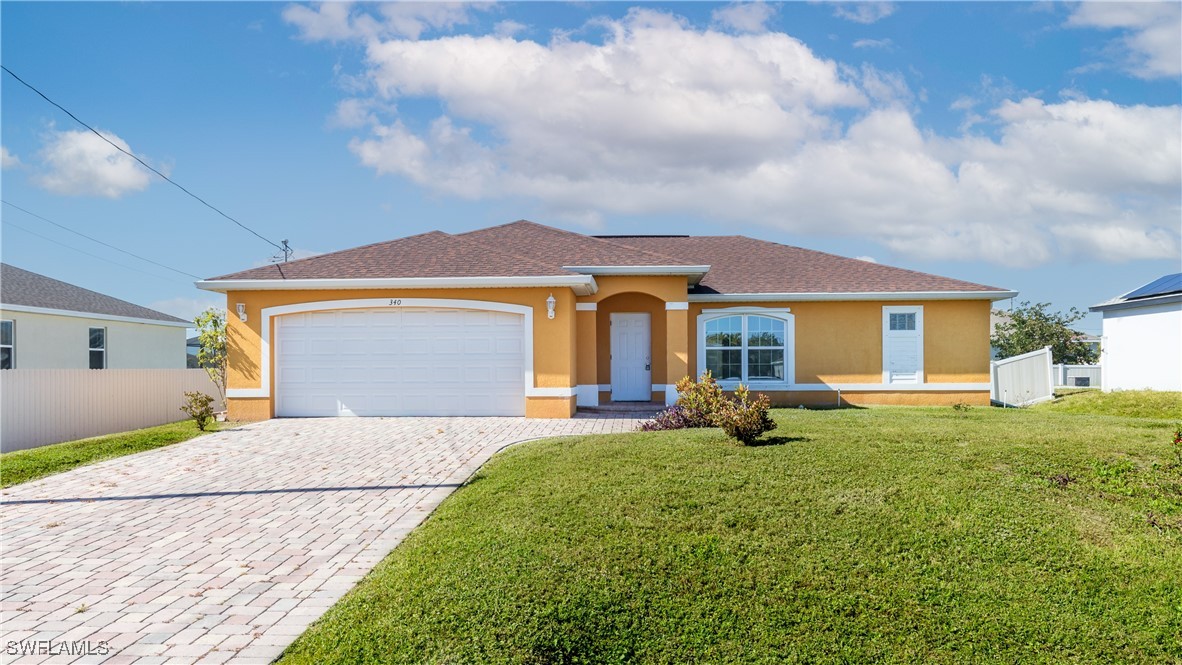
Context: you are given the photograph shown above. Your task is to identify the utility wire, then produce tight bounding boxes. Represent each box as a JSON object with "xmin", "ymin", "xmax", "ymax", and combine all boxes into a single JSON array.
[
  {"xmin": 2, "ymin": 200, "xmax": 202, "ymax": 279},
  {"xmin": 1, "ymin": 217, "xmax": 193, "ymax": 286},
  {"xmin": 1, "ymin": 65, "xmax": 284, "ymax": 252}
]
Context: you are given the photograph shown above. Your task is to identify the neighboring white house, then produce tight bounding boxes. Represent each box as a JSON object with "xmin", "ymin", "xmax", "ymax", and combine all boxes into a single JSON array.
[
  {"xmin": 1089, "ymin": 273, "xmax": 1182, "ymax": 392},
  {"xmin": 0, "ymin": 263, "xmax": 190, "ymax": 369}
]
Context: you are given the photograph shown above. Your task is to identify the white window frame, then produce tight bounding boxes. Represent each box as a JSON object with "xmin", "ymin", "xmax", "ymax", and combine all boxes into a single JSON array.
[
  {"xmin": 882, "ymin": 305, "xmax": 923, "ymax": 385},
  {"xmin": 697, "ymin": 307, "xmax": 794, "ymax": 389},
  {"xmin": 0, "ymin": 319, "xmax": 13, "ymax": 369},
  {"xmin": 89, "ymin": 326, "xmax": 107, "ymax": 370}
]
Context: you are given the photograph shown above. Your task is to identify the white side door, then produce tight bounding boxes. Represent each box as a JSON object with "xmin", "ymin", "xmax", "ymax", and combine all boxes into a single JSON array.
[
  {"xmin": 610, "ymin": 312, "xmax": 652, "ymax": 401},
  {"xmin": 883, "ymin": 306, "xmax": 924, "ymax": 385}
]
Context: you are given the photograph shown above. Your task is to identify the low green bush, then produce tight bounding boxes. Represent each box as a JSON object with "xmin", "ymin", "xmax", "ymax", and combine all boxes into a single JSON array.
[
  {"xmin": 715, "ymin": 384, "xmax": 777, "ymax": 445},
  {"xmin": 180, "ymin": 391, "xmax": 215, "ymax": 431}
]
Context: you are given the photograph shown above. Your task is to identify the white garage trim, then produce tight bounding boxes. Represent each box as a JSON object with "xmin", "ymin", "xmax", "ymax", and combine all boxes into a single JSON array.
[{"xmin": 227, "ymin": 298, "xmax": 543, "ymax": 400}]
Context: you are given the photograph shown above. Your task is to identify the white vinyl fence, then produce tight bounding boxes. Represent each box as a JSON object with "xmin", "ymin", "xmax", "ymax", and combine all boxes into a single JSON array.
[
  {"xmin": 991, "ymin": 346, "xmax": 1054, "ymax": 407},
  {"xmin": 1054, "ymin": 363, "xmax": 1102, "ymax": 388},
  {"xmin": 1, "ymin": 369, "xmax": 223, "ymax": 452}
]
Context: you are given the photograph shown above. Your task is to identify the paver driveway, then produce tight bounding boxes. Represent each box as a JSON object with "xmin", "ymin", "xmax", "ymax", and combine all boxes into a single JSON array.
[{"xmin": 1, "ymin": 416, "xmax": 644, "ymax": 664}]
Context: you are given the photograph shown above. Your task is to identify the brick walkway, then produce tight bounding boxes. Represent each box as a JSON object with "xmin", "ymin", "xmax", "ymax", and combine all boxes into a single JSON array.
[{"xmin": 0, "ymin": 416, "xmax": 644, "ymax": 664}]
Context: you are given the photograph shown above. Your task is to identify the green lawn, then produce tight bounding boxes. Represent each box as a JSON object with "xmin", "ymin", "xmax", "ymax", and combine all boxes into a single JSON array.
[
  {"xmin": 280, "ymin": 405, "xmax": 1181, "ymax": 664},
  {"xmin": 0, "ymin": 420, "xmax": 216, "ymax": 488},
  {"xmin": 1038, "ymin": 388, "xmax": 1182, "ymax": 420}
]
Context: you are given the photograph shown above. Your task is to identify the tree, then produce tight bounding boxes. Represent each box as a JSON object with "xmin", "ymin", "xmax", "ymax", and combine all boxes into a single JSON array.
[
  {"xmin": 991, "ymin": 301, "xmax": 1098, "ymax": 365},
  {"xmin": 194, "ymin": 307, "xmax": 227, "ymax": 402}
]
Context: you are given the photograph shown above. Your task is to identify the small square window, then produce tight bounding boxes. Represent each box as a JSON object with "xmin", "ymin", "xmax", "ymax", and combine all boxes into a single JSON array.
[{"xmin": 889, "ymin": 313, "xmax": 916, "ymax": 331}]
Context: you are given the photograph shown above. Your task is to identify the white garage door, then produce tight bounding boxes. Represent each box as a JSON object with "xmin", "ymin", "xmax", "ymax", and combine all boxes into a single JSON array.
[{"xmin": 275, "ymin": 307, "xmax": 526, "ymax": 417}]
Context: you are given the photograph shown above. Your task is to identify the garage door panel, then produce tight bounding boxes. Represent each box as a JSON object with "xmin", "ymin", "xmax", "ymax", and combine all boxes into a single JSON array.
[{"xmin": 275, "ymin": 307, "xmax": 526, "ymax": 417}]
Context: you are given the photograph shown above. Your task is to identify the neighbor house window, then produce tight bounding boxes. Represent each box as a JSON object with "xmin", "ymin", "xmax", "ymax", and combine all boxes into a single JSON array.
[
  {"xmin": 701, "ymin": 313, "xmax": 790, "ymax": 383},
  {"xmin": 0, "ymin": 320, "xmax": 13, "ymax": 369},
  {"xmin": 89, "ymin": 327, "xmax": 106, "ymax": 369},
  {"xmin": 882, "ymin": 306, "xmax": 923, "ymax": 384}
]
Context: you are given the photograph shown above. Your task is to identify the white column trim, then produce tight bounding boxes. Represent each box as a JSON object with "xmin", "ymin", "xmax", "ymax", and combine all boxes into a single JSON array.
[
  {"xmin": 665, "ymin": 301, "xmax": 689, "ymax": 310},
  {"xmin": 576, "ymin": 384, "xmax": 600, "ymax": 406},
  {"xmin": 575, "ymin": 302, "xmax": 598, "ymax": 311}
]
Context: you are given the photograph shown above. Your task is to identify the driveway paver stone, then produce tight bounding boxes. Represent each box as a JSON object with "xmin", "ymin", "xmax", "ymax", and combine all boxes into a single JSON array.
[{"xmin": 1, "ymin": 416, "xmax": 643, "ymax": 663}]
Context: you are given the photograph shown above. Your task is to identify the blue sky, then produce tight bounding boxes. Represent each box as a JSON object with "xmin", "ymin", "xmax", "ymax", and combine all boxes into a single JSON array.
[{"xmin": 2, "ymin": 2, "xmax": 1180, "ymax": 336}]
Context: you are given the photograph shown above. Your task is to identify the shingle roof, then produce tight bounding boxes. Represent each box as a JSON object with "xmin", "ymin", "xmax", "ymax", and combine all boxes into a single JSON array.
[
  {"xmin": 457, "ymin": 220, "xmax": 694, "ymax": 267},
  {"xmin": 1, "ymin": 264, "xmax": 189, "ymax": 324},
  {"xmin": 208, "ymin": 230, "xmax": 573, "ymax": 281},
  {"xmin": 203, "ymin": 220, "xmax": 1010, "ymax": 295},
  {"xmin": 602, "ymin": 235, "xmax": 1007, "ymax": 294}
]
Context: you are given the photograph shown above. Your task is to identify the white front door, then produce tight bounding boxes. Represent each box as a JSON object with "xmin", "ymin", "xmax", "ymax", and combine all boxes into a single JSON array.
[
  {"xmin": 274, "ymin": 307, "xmax": 525, "ymax": 417},
  {"xmin": 610, "ymin": 312, "xmax": 651, "ymax": 401}
]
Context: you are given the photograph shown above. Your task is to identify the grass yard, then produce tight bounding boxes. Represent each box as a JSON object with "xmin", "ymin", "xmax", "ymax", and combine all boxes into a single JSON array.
[
  {"xmin": 281, "ymin": 404, "xmax": 1181, "ymax": 664},
  {"xmin": 0, "ymin": 420, "xmax": 217, "ymax": 488},
  {"xmin": 1038, "ymin": 388, "xmax": 1181, "ymax": 420}
]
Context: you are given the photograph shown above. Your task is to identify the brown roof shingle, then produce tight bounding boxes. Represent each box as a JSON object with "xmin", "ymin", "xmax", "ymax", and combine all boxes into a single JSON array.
[
  {"xmin": 602, "ymin": 235, "xmax": 1008, "ymax": 294},
  {"xmin": 208, "ymin": 230, "xmax": 573, "ymax": 281},
  {"xmin": 204, "ymin": 220, "xmax": 1010, "ymax": 296},
  {"xmin": 457, "ymin": 220, "xmax": 695, "ymax": 267}
]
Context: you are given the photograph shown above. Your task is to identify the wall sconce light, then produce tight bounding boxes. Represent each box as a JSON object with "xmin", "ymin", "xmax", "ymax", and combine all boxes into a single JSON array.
[
  {"xmin": 236, "ymin": 303, "xmax": 247, "ymax": 322},
  {"xmin": 546, "ymin": 293, "xmax": 556, "ymax": 320}
]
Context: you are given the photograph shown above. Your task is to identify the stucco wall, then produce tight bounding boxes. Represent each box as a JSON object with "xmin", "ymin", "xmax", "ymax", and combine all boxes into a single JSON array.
[
  {"xmin": 0, "ymin": 310, "xmax": 186, "ymax": 369},
  {"xmin": 1100, "ymin": 301, "xmax": 1182, "ymax": 392},
  {"xmin": 220, "ymin": 282, "xmax": 995, "ymax": 418},
  {"xmin": 222, "ymin": 287, "xmax": 577, "ymax": 420},
  {"xmin": 687, "ymin": 300, "xmax": 991, "ymax": 384}
]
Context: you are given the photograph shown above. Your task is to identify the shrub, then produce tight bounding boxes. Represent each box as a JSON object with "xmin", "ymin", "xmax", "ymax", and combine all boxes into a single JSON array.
[
  {"xmin": 715, "ymin": 385, "xmax": 777, "ymax": 445},
  {"xmin": 638, "ymin": 406, "xmax": 696, "ymax": 432},
  {"xmin": 180, "ymin": 391, "xmax": 215, "ymax": 431},
  {"xmin": 638, "ymin": 372, "xmax": 778, "ymax": 444},
  {"xmin": 1173, "ymin": 427, "xmax": 1182, "ymax": 466},
  {"xmin": 673, "ymin": 371, "xmax": 727, "ymax": 427}
]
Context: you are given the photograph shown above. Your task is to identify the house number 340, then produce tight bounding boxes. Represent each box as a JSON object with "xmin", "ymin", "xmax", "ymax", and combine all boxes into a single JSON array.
[{"xmin": 388, "ymin": 299, "xmax": 402, "ymax": 306}]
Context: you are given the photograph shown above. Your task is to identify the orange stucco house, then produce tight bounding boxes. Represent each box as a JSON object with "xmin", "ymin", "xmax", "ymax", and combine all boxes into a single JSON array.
[{"xmin": 197, "ymin": 221, "xmax": 1016, "ymax": 420}]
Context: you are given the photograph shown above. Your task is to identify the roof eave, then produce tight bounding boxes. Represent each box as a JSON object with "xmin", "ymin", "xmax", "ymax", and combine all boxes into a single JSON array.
[
  {"xmin": 0, "ymin": 303, "xmax": 192, "ymax": 327},
  {"xmin": 196, "ymin": 275, "xmax": 599, "ymax": 296},
  {"xmin": 1089, "ymin": 292, "xmax": 1182, "ymax": 313},
  {"xmin": 688, "ymin": 290, "xmax": 1019, "ymax": 302},
  {"xmin": 561, "ymin": 265, "xmax": 711, "ymax": 286}
]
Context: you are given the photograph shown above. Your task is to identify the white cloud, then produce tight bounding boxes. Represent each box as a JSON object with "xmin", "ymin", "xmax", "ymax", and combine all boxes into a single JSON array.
[
  {"xmin": 1067, "ymin": 2, "xmax": 1182, "ymax": 79},
  {"xmin": 832, "ymin": 2, "xmax": 896, "ymax": 25},
  {"xmin": 854, "ymin": 255, "xmax": 878, "ymax": 263},
  {"xmin": 149, "ymin": 296, "xmax": 224, "ymax": 325},
  {"xmin": 34, "ymin": 129, "xmax": 154, "ymax": 198},
  {"xmin": 283, "ymin": 1, "xmax": 492, "ymax": 42},
  {"xmin": 301, "ymin": 6, "xmax": 1181, "ymax": 267},
  {"xmin": 493, "ymin": 19, "xmax": 527, "ymax": 38},
  {"xmin": 711, "ymin": 2, "xmax": 777, "ymax": 34},
  {"xmin": 852, "ymin": 38, "xmax": 893, "ymax": 50},
  {"xmin": 1, "ymin": 146, "xmax": 21, "ymax": 169}
]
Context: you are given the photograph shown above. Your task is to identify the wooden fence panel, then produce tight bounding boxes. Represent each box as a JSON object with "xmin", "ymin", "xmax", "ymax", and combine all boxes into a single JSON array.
[{"xmin": 1, "ymin": 369, "xmax": 222, "ymax": 452}]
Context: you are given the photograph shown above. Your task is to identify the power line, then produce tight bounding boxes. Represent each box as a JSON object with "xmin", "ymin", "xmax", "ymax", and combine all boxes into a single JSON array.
[
  {"xmin": 1, "ymin": 65, "xmax": 285, "ymax": 252},
  {"xmin": 0, "ymin": 216, "xmax": 191, "ymax": 283},
  {"xmin": 2, "ymin": 200, "xmax": 202, "ymax": 279}
]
